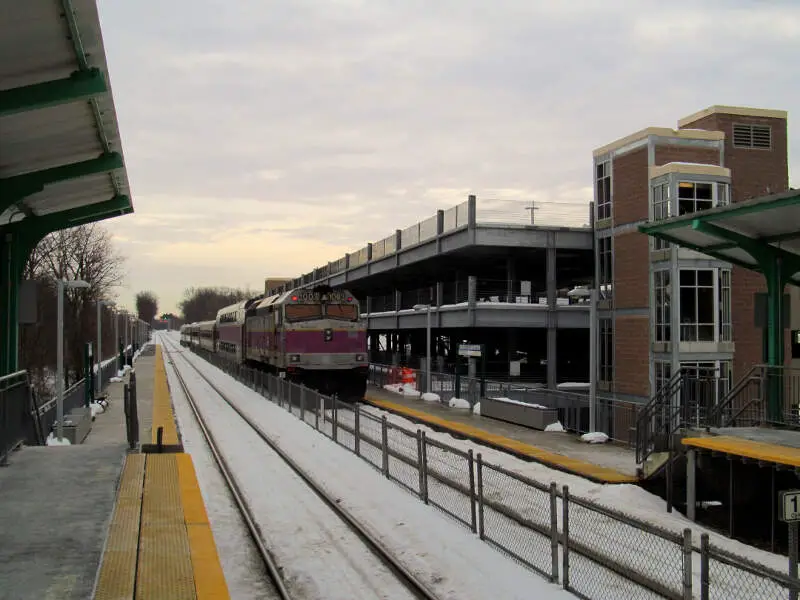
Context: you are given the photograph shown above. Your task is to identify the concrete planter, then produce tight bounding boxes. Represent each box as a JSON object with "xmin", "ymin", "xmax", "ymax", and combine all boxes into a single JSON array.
[{"xmin": 481, "ymin": 397, "xmax": 559, "ymax": 430}]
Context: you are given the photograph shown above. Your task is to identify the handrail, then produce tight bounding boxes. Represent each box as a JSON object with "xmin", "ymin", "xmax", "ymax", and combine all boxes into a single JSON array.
[
  {"xmin": 635, "ymin": 369, "xmax": 685, "ymax": 465},
  {"xmin": 706, "ymin": 365, "xmax": 764, "ymax": 429}
]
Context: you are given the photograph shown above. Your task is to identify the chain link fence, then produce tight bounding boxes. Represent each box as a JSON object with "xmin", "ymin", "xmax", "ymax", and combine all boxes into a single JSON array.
[{"xmin": 195, "ymin": 348, "xmax": 800, "ymax": 600}]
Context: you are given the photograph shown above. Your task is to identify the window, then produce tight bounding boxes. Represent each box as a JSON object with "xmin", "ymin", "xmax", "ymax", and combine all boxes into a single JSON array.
[
  {"xmin": 598, "ymin": 235, "xmax": 612, "ymax": 299},
  {"xmin": 733, "ymin": 124, "xmax": 771, "ymax": 149},
  {"xmin": 719, "ymin": 269, "xmax": 732, "ymax": 342},
  {"xmin": 654, "ymin": 360, "xmax": 672, "ymax": 394},
  {"xmin": 326, "ymin": 304, "xmax": 358, "ymax": 320},
  {"xmin": 651, "ymin": 182, "xmax": 671, "ymax": 250},
  {"xmin": 285, "ymin": 304, "xmax": 323, "ymax": 321},
  {"xmin": 717, "ymin": 182, "xmax": 730, "ymax": 207},
  {"xmin": 654, "ymin": 270, "xmax": 671, "ymax": 342},
  {"xmin": 599, "ymin": 318, "xmax": 613, "ymax": 382},
  {"xmin": 678, "ymin": 182, "xmax": 713, "ymax": 215},
  {"xmin": 680, "ymin": 360, "xmax": 731, "ymax": 408},
  {"xmin": 596, "ymin": 161, "xmax": 611, "ymax": 221},
  {"xmin": 679, "ymin": 269, "xmax": 715, "ymax": 342}
]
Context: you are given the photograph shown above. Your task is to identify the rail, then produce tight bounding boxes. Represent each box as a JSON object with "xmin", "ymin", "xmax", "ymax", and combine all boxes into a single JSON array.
[
  {"xmin": 163, "ymin": 341, "xmax": 442, "ymax": 600},
  {"xmin": 0, "ymin": 370, "xmax": 37, "ymax": 463}
]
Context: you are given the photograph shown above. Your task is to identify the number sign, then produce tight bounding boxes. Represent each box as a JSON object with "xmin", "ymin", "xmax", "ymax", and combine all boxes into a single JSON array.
[
  {"xmin": 780, "ymin": 490, "xmax": 800, "ymax": 522},
  {"xmin": 293, "ymin": 290, "xmax": 350, "ymax": 303}
]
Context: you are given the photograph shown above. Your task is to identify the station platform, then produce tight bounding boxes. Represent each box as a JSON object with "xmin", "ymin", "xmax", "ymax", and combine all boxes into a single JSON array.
[
  {"xmin": 683, "ymin": 428, "xmax": 800, "ymax": 468},
  {"xmin": 0, "ymin": 344, "xmax": 229, "ymax": 600},
  {"xmin": 363, "ymin": 386, "xmax": 639, "ymax": 484}
]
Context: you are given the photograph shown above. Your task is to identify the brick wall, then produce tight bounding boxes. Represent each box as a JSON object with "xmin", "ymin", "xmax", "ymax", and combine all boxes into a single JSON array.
[
  {"xmin": 681, "ymin": 111, "xmax": 790, "ymax": 378},
  {"xmin": 614, "ymin": 315, "xmax": 650, "ymax": 396},
  {"xmin": 613, "ymin": 231, "xmax": 649, "ymax": 309},
  {"xmin": 654, "ymin": 144, "xmax": 721, "ymax": 167},
  {"xmin": 611, "ymin": 147, "xmax": 648, "ymax": 225}
]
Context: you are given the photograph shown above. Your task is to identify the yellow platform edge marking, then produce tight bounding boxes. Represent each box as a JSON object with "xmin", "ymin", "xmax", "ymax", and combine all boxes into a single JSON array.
[
  {"xmin": 152, "ymin": 345, "xmax": 179, "ymax": 446},
  {"xmin": 365, "ymin": 395, "xmax": 638, "ymax": 484},
  {"xmin": 176, "ymin": 453, "xmax": 231, "ymax": 600},
  {"xmin": 136, "ymin": 454, "xmax": 196, "ymax": 600},
  {"xmin": 683, "ymin": 435, "xmax": 800, "ymax": 468},
  {"xmin": 94, "ymin": 454, "xmax": 146, "ymax": 600}
]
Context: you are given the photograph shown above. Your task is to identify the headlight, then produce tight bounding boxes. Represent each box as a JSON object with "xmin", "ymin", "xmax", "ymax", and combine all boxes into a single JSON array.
[
  {"xmin": 290, "ymin": 354, "xmax": 301, "ymax": 362},
  {"xmin": 356, "ymin": 354, "xmax": 364, "ymax": 362}
]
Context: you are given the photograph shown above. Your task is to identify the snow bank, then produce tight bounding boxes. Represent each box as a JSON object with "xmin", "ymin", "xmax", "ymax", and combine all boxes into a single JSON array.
[
  {"xmin": 472, "ymin": 402, "xmax": 481, "ymax": 415},
  {"xmin": 46, "ymin": 432, "xmax": 71, "ymax": 446},
  {"xmin": 421, "ymin": 392, "xmax": 440, "ymax": 403},
  {"xmin": 449, "ymin": 397, "xmax": 471, "ymax": 409},
  {"xmin": 581, "ymin": 432, "xmax": 609, "ymax": 444},
  {"xmin": 544, "ymin": 421, "xmax": 565, "ymax": 432}
]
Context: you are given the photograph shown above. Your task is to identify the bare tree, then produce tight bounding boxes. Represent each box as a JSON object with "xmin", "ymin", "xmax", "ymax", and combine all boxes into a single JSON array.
[
  {"xmin": 179, "ymin": 286, "xmax": 255, "ymax": 323},
  {"xmin": 19, "ymin": 224, "xmax": 126, "ymax": 396},
  {"xmin": 135, "ymin": 291, "xmax": 159, "ymax": 324}
]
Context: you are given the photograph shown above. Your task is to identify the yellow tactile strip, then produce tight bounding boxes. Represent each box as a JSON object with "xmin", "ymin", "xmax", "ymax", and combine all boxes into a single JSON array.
[
  {"xmin": 136, "ymin": 454, "xmax": 196, "ymax": 600},
  {"xmin": 94, "ymin": 454, "xmax": 146, "ymax": 600},
  {"xmin": 683, "ymin": 435, "xmax": 800, "ymax": 468},
  {"xmin": 364, "ymin": 395, "xmax": 638, "ymax": 484},
  {"xmin": 93, "ymin": 453, "xmax": 230, "ymax": 600},
  {"xmin": 152, "ymin": 345, "xmax": 180, "ymax": 446},
  {"xmin": 177, "ymin": 453, "xmax": 230, "ymax": 600}
]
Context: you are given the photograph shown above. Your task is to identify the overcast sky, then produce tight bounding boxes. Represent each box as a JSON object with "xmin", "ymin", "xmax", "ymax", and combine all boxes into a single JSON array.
[{"xmin": 98, "ymin": 0, "xmax": 800, "ymax": 316}]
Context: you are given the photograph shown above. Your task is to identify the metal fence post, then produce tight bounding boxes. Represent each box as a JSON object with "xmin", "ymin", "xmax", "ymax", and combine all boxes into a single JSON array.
[
  {"xmin": 477, "ymin": 453, "xmax": 485, "ymax": 540},
  {"xmin": 123, "ymin": 383, "xmax": 131, "ymax": 449},
  {"xmin": 381, "ymin": 416, "xmax": 389, "ymax": 478},
  {"xmin": 354, "ymin": 403, "xmax": 361, "ymax": 456},
  {"xmin": 682, "ymin": 528, "xmax": 693, "ymax": 600},
  {"xmin": 315, "ymin": 393, "xmax": 320, "ymax": 430},
  {"xmin": 562, "ymin": 485, "xmax": 570, "ymax": 590},
  {"xmin": 700, "ymin": 533, "xmax": 710, "ymax": 600},
  {"xmin": 421, "ymin": 431, "xmax": 429, "ymax": 505},
  {"xmin": 300, "ymin": 386, "xmax": 306, "ymax": 422},
  {"xmin": 468, "ymin": 449, "xmax": 477, "ymax": 533},
  {"xmin": 332, "ymin": 399, "xmax": 338, "ymax": 443},
  {"xmin": 416, "ymin": 430, "xmax": 424, "ymax": 499},
  {"xmin": 550, "ymin": 482, "xmax": 559, "ymax": 583}
]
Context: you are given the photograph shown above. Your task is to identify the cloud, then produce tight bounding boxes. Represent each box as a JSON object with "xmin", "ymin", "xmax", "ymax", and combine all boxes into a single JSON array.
[{"xmin": 98, "ymin": 0, "xmax": 800, "ymax": 313}]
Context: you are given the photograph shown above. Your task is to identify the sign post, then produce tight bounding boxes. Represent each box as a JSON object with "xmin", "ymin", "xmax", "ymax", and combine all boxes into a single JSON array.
[{"xmin": 779, "ymin": 489, "xmax": 800, "ymax": 599}]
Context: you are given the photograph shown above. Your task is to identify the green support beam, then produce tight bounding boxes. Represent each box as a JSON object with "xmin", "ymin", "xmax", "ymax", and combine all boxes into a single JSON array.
[
  {"xmin": 0, "ymin": 152, "xmax": 124, "ymax": 213},
  {"xmin": 0, "ymin": 68, "xmax": 107, "ymax": 117}
]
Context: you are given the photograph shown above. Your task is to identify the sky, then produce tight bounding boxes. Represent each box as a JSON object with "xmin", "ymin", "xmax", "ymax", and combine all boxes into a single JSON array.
[{"xmin": 97, "ymin": 0, "xmax": 800, "ymax": 316}]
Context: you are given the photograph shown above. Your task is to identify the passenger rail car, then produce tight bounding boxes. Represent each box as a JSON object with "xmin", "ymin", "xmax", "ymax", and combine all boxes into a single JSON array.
[{"xmin": 195, "ymin": 320, "xmax": 217, "ymax": 353}]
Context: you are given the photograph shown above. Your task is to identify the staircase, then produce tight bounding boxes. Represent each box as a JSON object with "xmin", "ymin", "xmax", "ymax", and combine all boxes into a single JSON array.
[{"xmin": 635, "ymin": 371, "xmax": 687, "ymax": 478}]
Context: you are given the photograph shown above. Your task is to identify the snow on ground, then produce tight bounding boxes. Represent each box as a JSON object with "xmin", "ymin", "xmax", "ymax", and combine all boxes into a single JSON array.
[
  {"xmin": 45, "ymin": 432, "xmax": 71, "ymax": 446},
  {"xmin": 580, "ymin": 432, "xmax": 609, "ymax": 444},
  {"xmin": 421, "ymin": 392, "xmax": 440, "ymax": 402},
  {"xmin": 162, "ymin": 347, "xmax": 282, "ymax": 600},
  {"xmin": 165, "ymin": 337, "xmax": 576, "ymax": 600},
  {"xmin": 545, "ymin": 421, "xmax": 565, "ymax": 432},
  {"xmin": 355, "ymin": 403, "xmax": 790, "ymax": 573},
  {"xmin": 448, "ymin": 397, "xmax": 470, "ymax": 409}
]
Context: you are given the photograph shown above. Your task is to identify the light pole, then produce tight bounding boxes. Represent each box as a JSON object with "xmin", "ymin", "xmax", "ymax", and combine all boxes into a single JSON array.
[
  {"xmin": 413, "ymin": 304, "xmax": 432, "ymax": 394},
  {"xmin": 57, "ymin": 278, "xmax": 90, "ymax": 442},
  {"xmin": 567, "ymin": 286, "xmax": 599, "ymax": 432}
]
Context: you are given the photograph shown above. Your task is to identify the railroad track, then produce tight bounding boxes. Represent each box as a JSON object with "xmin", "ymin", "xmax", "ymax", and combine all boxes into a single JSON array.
[{"xmin": 161, "ymin": 338, "xmax": 441, "ymax": 600}]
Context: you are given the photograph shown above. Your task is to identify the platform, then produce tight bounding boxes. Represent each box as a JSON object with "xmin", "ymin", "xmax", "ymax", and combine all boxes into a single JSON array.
[
  {"xmin": 683, "ymin": 432, "xmax": 800, "ymax": 468},
  {"xmin": 93, "ymin": 344, "xmax": 228, "ymax": 600},
  {"xmin": 363, "ymin": 386, "xmax": 638, "ymax": 484}
]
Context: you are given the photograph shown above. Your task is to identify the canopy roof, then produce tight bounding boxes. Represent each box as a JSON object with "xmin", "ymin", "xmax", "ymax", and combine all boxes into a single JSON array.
[
  {"xmin": 0, "ymin": 0, "xmax": 132, "ymax": 230},
  {"xmin": 639, "ymin": 189, "xmax": 800, "ymax": 285}
]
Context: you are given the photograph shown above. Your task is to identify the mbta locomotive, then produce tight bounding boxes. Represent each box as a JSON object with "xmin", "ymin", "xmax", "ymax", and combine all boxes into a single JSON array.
[{"xmin": 180, "ymin": 286, "xmax": 368, "ymax": 401}]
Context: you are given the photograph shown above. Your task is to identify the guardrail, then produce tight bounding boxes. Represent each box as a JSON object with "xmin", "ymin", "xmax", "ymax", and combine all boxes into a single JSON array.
[
  {"xmin": 0, "ymin": 371, "xmax": 38, "ymax": 463},
  {"xmin": 195, "ymin": 347, "xmax": 798, "ymax": 599}
]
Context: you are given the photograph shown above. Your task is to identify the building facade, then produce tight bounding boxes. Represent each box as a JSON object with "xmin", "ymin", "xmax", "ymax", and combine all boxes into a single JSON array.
[{"xmin": 593, "ymin": 106, "xmax": 789, "ymax": 402}]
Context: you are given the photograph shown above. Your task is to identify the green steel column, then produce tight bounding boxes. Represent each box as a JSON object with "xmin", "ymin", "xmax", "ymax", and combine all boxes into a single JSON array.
[{"xmin": 764, "ymin": 259, "xmax": 784, "ymax": 423}]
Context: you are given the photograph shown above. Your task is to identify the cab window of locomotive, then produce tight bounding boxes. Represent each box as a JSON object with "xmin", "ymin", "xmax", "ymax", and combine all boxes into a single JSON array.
[
  {"xmin": 285, "ymin": 304, "xmax": 323, "ymax": 321},
  {"xmin": 325, "ymin": 304, "xmax": 358, "ymax": 320}
]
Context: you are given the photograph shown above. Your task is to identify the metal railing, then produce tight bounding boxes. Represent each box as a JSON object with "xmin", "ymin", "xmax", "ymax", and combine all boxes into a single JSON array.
[
  {"xmin": 0, "ymin": 371, "xmax": 39, "ymax": 463},
  {"xmin": 368, "ymin": 363, "xmax": 641, "ymax": 446},
  {"xmin": 193, "ymin": 347, "xmax": 800, "ymax": 599}
]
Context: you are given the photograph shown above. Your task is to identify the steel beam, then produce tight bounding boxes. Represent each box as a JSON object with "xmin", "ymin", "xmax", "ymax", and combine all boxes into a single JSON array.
[
  {"xmin": 0, "ymin": 153, "xmax": 124, "ymax": 212},
  {"xmin": 0, "ymin": 68, "xmax": 107, "ymax": 117}
]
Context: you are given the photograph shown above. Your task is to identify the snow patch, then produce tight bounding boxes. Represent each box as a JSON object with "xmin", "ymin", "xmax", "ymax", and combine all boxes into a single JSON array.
[
  {"xmin": 421, "ymin": 392, "xmax": 440, "ymax": 402},
  {"xmin": 449, "ymin": 397, "xmax": 471, "ymax": 409},
  {"xmin": 90, "ymin": 402, "xmax": 105, "ymax": 417},
  {"xmin": 581, "ymin": 431, "xmax": 609, "ymax": 444},
  {"xmin": 109, "ymin": 376, "xmax": 123, "ymax": 383},
  {"xmin": 46, "ymin": 432, "xmax": 71, "ymax": 446},
  {"xmin": 545, "ymin": 421, "xmax": 565, "ymax": 432},
  {"xmin": 490, "ymin": 397, "xmax": 550, "ymax": 409},
  {"xmin": 382, "ymin": 383, "xmax": 421, "ymax": 398},
  {"xmin": 472, "ymin": 402, "xmax": 481, "ymax": 415}
]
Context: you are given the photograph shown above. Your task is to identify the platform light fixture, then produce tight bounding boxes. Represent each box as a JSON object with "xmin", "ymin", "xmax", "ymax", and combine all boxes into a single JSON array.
[
  {"xmin": 56, "ymin": 278, "xmax": 91, "ymax": 443},
  {"xmin": 413, "ymin": 303, "xmax": 432, "ymax": 394}
]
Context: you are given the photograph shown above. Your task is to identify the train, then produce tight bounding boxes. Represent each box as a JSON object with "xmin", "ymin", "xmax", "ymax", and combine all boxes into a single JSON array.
[{"xmin": 180, "ymin": 285, "xmax": 368, "ymax": 401}]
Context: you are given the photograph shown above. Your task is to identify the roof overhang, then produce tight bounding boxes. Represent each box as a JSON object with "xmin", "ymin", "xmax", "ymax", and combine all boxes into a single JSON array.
[
  {"xmin": 639, "ymin": 189, "xmax": 800, "ymax": 285},
  {"xmin": 0, "ymin": 0, "xmax": 133, "ymax": 232}
]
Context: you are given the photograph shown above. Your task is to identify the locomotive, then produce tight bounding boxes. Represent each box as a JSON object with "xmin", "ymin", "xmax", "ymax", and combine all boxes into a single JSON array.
[{"xmin": 179, "ymin": 286, "xmax": 368, "ymax": 401}]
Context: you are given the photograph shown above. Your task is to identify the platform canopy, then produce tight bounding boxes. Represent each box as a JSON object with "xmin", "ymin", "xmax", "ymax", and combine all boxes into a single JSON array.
[
  {"xmin": 0, "ymin": 0, "xmax": 133, "ymax": 229},
  {"xmin": 0, "ymin": 0, "xmax": 133, "ymax": 376},
  {"xmin": 639, "ymin": 189, "xmax": 800, "ymax": 284}
]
